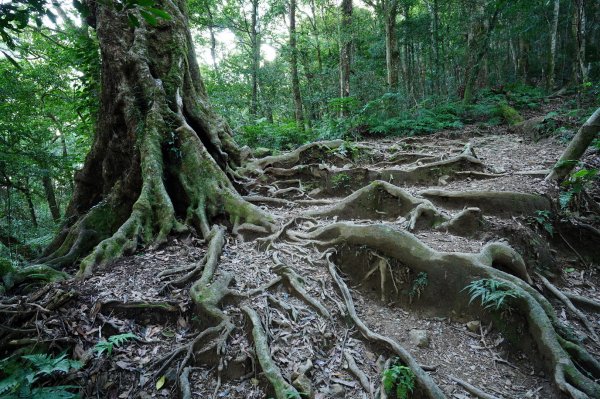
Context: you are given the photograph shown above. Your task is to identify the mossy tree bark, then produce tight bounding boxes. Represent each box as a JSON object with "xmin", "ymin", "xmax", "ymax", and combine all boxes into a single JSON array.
[{"xmin": 38, "ymin": 0, "xmax": 273, "ymax": 276}]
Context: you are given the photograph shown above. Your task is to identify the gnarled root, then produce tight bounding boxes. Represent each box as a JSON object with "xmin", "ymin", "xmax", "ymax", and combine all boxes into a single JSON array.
[
  {"xmin": 306, "ymin": 180, "xmax": 429, "ymax": 221},
  {"xmin": 1, "ymin": 263, "xmax": 69, "ymax": 293},
  {"xmin": 245, "ymin": 140, "xmax": 346, "ymax": 171},
  {"xmin": 272, "ymin": 253, "xmax": 330, "ymax": 318},
  {"xmin": 242, "ymin": 305, "xmax": 301, "ymax": 399},
  {"xmin": 301, "ymin": 222, "xmax": 600, "ymax": 399}
]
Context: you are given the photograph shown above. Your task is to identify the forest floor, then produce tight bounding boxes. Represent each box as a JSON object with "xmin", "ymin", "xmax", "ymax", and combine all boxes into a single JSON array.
[{"xmin": 2, "ymin": 102, "xmax": 600, "ymax": 399}]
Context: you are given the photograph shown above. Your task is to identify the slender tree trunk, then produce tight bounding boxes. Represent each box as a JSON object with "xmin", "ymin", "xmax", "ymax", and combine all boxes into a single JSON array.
[
  {"xmin": 309, "ymin": 0, "xmax": 323, "ymax": 74},
  {"xmin": 572, "ymin": 0, "xmax": 587, "ymax": 89},
  {"xmin": 206, "ymin": 7, "xmax": 221, "ymax": 81},
  {"xmin": 250, "ymin": 0, "xmax": 260, "ymax": 117},
  {"xmin": 289, "ymin": 0, "xmax": 304, "ymax": 130},
  {"xmin": 384, "ymin": 1, "xmax": 399, "ymax": 91},
  {"xmin": 546, "ymin": 107, "xmax": 600, "ymax": 181},
  {"xmin": 518, "ymin": 38, "xmax": 530, "ymax": 83},
  {"xmin": 547, "ymin": 0, "xmax": 560, "ymax": 91},
  {"xmin": 25, "ymin": 188, "xmax": 38, "ymax": 228},
  {"xmin": 42, "ymin": 173, "xmax": 60, "ymax": 223},
  {"xmin": 401, "ymin": 4, "xmax": 412, "ymax": 99},
  {"xmin": 339, "ymin": 0, "xmax": 352, "ymax": 116}
]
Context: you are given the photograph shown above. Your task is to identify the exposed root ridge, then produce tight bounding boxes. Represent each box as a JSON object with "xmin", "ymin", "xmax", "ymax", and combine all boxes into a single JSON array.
[
  {"xmin": 344, "ymin": 350, "xmax": 373, "ymax": 396},
  {"xmin": 242, "ymin": 305, "xmax": 301, "ymax": 399},
  {"xmin": 272, "ymin": 254, "xmax": 331, "ymax": 319},
  {"xmin": 0, "ymin": 263, "xmax": 69, "ymax": 293},
  {"xmin": 303, "ymin": 222, "xmax": 600, "ymax": 399},
  {"xmin": 420, "ymin": 189, "xmax": 552, "ymax": 216},
  {"xmin": 373, "ymin": 152, "xmax": 439, "ymax": 167},
  {"xmin": 245, "ymin": 140, "xmax": 346, "ymax": 171},
  {"xmin": 305, "ymin": 180, "xmax": 430, "ymax": 221},
  {"xmin": 326, "ymin": 253, "xmax": 446, "ymax": 399}
]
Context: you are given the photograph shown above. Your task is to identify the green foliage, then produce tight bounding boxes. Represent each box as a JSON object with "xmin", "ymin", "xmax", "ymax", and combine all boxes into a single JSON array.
[
  {"xmin": 495, "ymin": 103, "xmax": 523, "ymax": 125},
  {"xmin": 465, "ymin": 279, "xmax": 520, "ymax": 311},
  {"xmin": 94, "ymin": 333, "xmax": 138, "ymax": 357},
  {"xmin": 0, "ymin": 353, "xmax": 81, "ymax": 398},
  {"xmin": 330, "ymin": 173, "xmax": 351, "ymax": 189},
  {"xmin": 559, "ymin": 166, "xmax": 599, "ymax": 209},
  {"xmin": 533, "ymin": 210, "xmax": 554, "ymax": 236},
  {"xmin": 409, "ymin": 272, "xmax": 428, "ymax": 302},
  {"xmin": 237, "ymin": 120, "xmax": 315, "ymax": 150},
  {"xmin": 329, "ymin": 141, "xmax": 360, "ymax": 160},
  {"xmin": 382, "ymin": 360, "xmax": 415, "ymax": 399}
]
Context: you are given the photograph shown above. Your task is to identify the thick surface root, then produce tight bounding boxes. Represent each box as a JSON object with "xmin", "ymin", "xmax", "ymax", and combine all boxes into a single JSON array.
[
  {"xmin": 244, "ymin": 140, "xmax": 346, "ymax": 171},
  {"xmin": 420, "ymin": 189, "xmax": 552, "ymax": 216},
  {"xmin": 242, "ymin": 305, "xmax": 301, "ymax": 399}
]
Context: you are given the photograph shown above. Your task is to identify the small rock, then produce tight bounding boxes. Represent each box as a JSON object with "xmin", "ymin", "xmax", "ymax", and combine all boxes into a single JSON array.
[
  {"xmin": 466, "ymin": 320, "xmax": 481, "ymax": 333},
  {"xmin": 293, "ymin": 374, "xmax": 314, "ymax": 398},
  {"xmin": 322, "ymin": 384, "xmax": 345, "ymax": 397},
  {"xmin": 409, "ymin": 329, "xmax": 430, "ymax": 348}
]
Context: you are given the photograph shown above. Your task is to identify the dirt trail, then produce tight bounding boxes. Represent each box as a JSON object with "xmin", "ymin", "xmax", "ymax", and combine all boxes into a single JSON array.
[{"xmin": 3, "ymin": 122, "xmax": 600, "ymax": 399}]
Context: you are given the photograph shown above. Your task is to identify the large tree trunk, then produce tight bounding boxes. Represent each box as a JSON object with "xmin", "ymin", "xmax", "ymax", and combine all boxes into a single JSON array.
[
  {"xmin": 39, "ymin": 0, "xmax": 273, "ymax": 275},
  {"xmin": 289, "ymin": 0, "xmax": 304, "ymax": 130},
  {"xmin": 339, "ymin": 0, "xmax": 352, "ymax": 101}
]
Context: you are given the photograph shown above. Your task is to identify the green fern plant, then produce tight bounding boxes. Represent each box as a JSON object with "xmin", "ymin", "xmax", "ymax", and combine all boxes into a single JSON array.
[
  {"xmin": 533, "ymin": 210, "xmax": 553, "ymax": 236},
  {"xmin": 94, "ymin": 333, "xmax": 138, "ymax": 357},
  {"xmin": 382, "ymin": 361, "xmax": 415, "ymax": 399},
  {"xmin": 0, "ymin": 353, "xmax": 81, "ymax": 398},
  {"xmin": 465, "ymin": 279, "xmax": 520, "ymax": 311},
  {"xmin": 409, "ymin": 272, "xmax": 428, "ymax": 303}
]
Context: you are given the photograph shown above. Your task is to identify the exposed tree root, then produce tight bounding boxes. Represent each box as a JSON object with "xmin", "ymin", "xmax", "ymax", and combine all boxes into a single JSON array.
[
  {"xmin": 344, "ymin": 350, "xmax": 373, "ymax": 397},
  {"xmin": 245, "ymin": 140, "xmax": 346, "ymax": 171},
  {"xmin": 437, "ymin": 207, "xmax": 484, "ymax": 236},
  {"xmin": 326, "ymin": 253, "xmax": 446, "ymax": 399},
  {"xmin": 299, "ymin": 222, "xmax": 599, "ymax": 398},
  {"xmin": 537, "ymin": 273, "xmax": 599, "ymax": 343},
  {"xmin": 242, "ymin": 305, "xmax": 301, "ymax": 399},
  {"xmin": 420, "ymin": 189, "xmax": 552, "ymax": 216},
  {"xmin": 372, "ymin": 152, "xmax": 439, "ymax": 168},
  {"xmin": 305, "ymin": 180, "xmax": 429, "ymax": 221},
  {"xmin": 272, "ymin": 254, "xmax": 331, "ymax": 318},
  {"xmin": 243, "ymin": 195, "xmax": 295, "ymax": 207},
  {"xmin": 0, "ymin": 263, "xmax": 69, "ymax": 293},
  {"xmin": 305, "ymin": 180, "xmax": 484, "ymax": 235},
  {"xmin": 563, "ymin": 293, "xmax": 600, "ymax": 312}
]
